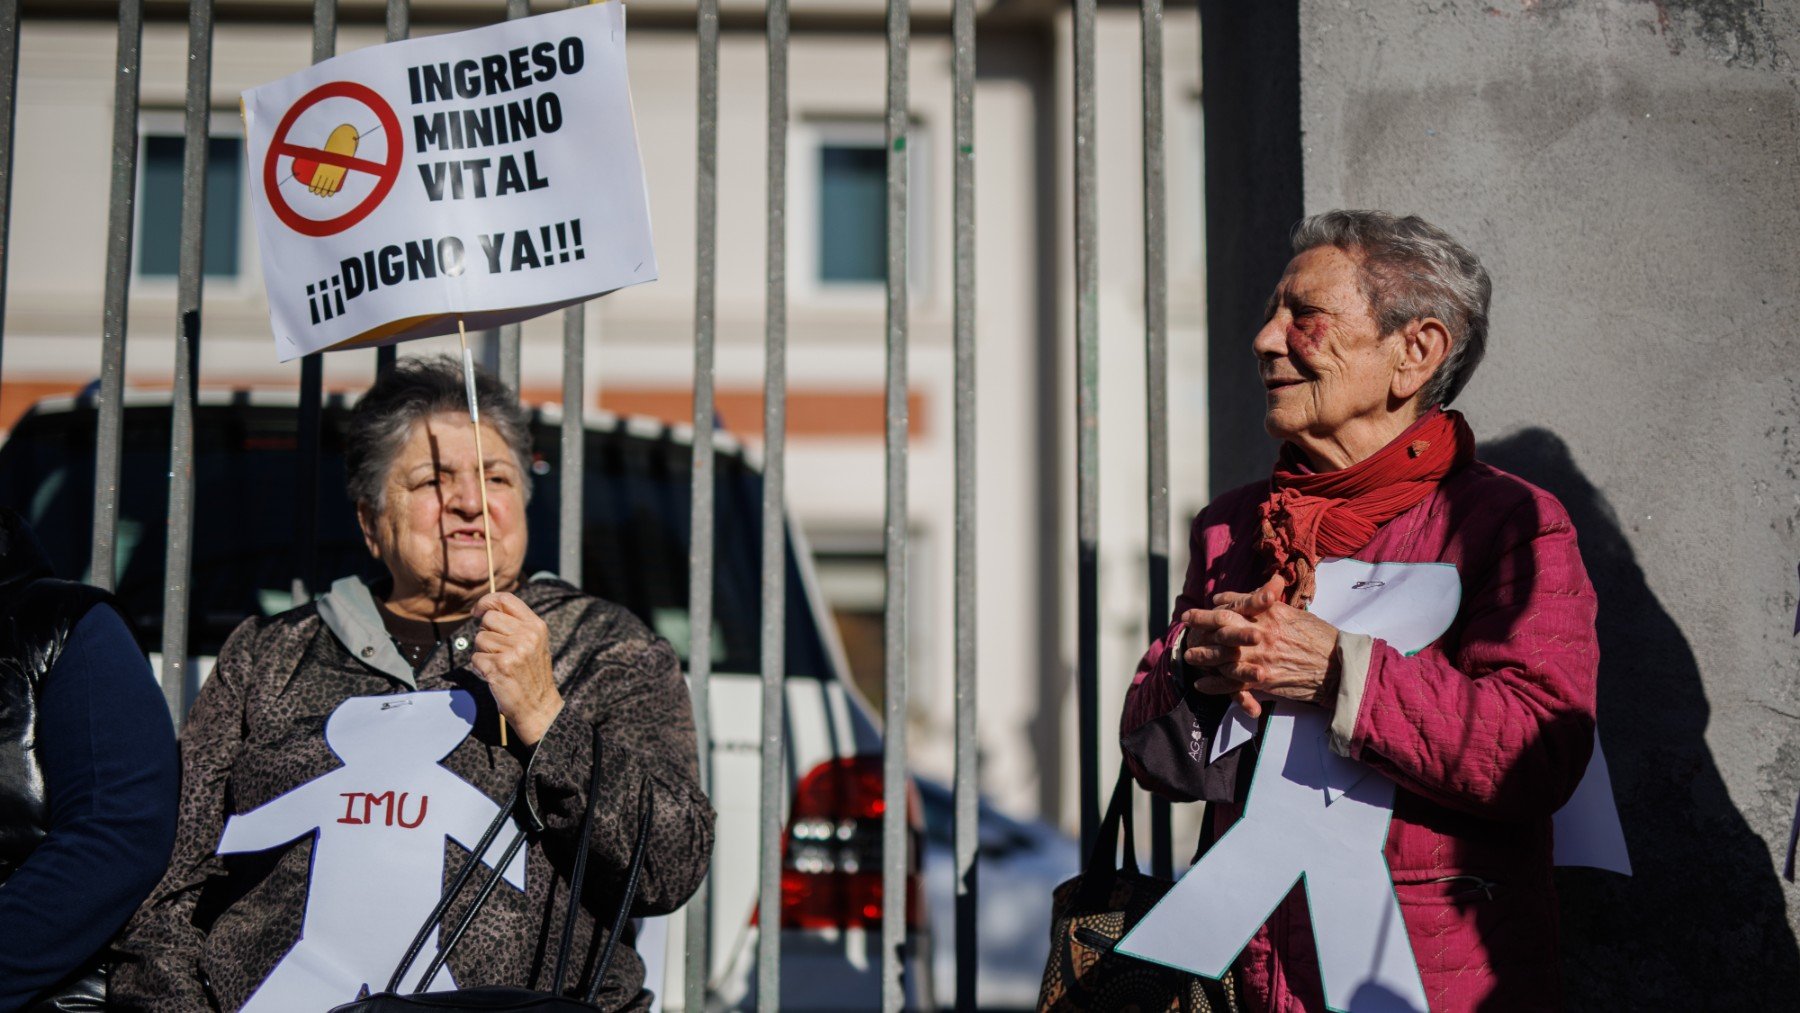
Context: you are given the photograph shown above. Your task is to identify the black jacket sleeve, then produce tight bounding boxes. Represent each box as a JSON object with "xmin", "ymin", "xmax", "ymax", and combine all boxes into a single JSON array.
[{"xmin": 0, "ymin": 607, "xmax": 178, "ymax": 1008}]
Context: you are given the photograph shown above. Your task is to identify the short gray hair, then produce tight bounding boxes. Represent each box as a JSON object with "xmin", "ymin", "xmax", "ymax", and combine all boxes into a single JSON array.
[
  {"xmin": 344, "ymin": 354, "xmax": 534, "ymax": 511},
  {"xmin": 1290, "ymin": 210, "xmax": 1492, "ymax": 407}
]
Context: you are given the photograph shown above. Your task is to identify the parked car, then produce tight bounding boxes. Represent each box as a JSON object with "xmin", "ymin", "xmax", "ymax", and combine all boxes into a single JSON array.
[
  {"xmin": 0, "ymin": 387, "xmax": 934, "ymax": 1011},
  {"xmin": 915, "ymin": 779, "xmax": 1079, "ymax": 1012}
]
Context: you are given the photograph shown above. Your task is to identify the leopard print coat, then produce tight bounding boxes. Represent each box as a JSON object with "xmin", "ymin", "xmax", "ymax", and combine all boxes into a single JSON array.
[{"xmin": 111, "ymin": 576, "xmax": 714, "ymax": 1011}]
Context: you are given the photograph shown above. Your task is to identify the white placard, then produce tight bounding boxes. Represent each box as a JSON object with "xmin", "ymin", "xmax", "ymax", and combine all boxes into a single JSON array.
[
  {"xmin": 217, "ymin": 689, "xmax": 527, "ymax": 1009},
  {"xmin": 242, "ymin": 2, "xmax": 656, "ymax": 361}
]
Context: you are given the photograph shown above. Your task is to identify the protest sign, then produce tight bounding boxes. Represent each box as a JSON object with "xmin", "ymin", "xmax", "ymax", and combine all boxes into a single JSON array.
[{"xmin": 242, "ymin": 1, "xmax": 655, "ymax": 361}]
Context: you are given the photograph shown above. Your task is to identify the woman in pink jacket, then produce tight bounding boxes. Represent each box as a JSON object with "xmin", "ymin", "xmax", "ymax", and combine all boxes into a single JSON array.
[{"xmin": 1120, "ymin": 210, "xmax": 1597, "ymax": 1011}]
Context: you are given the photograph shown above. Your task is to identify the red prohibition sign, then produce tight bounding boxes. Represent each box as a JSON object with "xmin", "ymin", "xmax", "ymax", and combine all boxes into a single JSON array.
[{"xmin": 263, "ymin": 80, "xmax": 404, "ymax": 238}]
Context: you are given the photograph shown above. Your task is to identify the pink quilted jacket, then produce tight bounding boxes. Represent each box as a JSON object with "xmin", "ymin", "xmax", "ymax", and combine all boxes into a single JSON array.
[{"xmin": 1121, "ymin": 460, "xmax": 1598, "ymax": 1012}]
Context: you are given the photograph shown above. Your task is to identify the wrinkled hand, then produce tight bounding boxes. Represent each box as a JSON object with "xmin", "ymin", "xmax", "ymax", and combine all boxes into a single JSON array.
[
  {"xmin": 1180, "ymin": 576, "xmax": 1340, "ymax": 719},
  {"xmin": 470, "ymin": 592, "xmax": 564, "ymax": 746}
]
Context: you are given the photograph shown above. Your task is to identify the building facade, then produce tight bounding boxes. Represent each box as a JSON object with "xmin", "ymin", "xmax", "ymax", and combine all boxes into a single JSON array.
[{"xmin": 1, "ymin": 0, "xmax": 1209, "ymax": 833}]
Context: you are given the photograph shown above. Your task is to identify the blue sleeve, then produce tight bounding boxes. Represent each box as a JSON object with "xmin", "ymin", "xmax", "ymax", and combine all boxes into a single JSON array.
[{"xmin": 0, "ymin": 607, "xmax": 179, "ymax": 1008}]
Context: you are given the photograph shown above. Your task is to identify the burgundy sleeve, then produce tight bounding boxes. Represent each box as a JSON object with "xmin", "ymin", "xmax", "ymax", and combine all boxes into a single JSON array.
[
  {"xmin": 1119, "ymin": 509, "xmax": 1245, "ymax": 801},
  {"xmin": 1342, "ymin": 495, "xmax": 1599, "ymax": 822}
]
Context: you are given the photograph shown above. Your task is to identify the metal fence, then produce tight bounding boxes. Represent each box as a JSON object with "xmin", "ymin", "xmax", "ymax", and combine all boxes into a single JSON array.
[{"xmin": 0, "ymin": 1, "xmax": 1188, "ymax": 1010}]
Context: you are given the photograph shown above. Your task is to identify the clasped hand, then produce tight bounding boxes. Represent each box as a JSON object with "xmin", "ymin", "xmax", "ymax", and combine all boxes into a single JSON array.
[{"xmin": 1180, "ymin": 576, "xmax": 1341, "ymax": 719}]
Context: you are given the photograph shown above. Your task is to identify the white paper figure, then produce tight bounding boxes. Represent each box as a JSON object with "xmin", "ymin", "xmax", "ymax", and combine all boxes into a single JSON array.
[
  {"xmin": 1554, "ymin": 732, "xmax": 1631, "ymax": 874},
  {"xmin": 217, "ymin": 689, "xmax": 527, "ymax": 1011},
  {"xmin": 1120, "ymin": 560, "xmax": 1461, "ymax": 1013},
  {"xmin": 1210, "ymin": 560, "xmax": 1462, "ymax": 765},
  {"xmin": 1120, "ymin": 703, "xmax": 1427, "ymax": 1012},
  {"xmin": 1204, "ymin": 559, "xmax": 1630, "ymax": 874},
  {"xmin": 1210, "ymin": 702, "xmax": 1259, "ymax": 764}
]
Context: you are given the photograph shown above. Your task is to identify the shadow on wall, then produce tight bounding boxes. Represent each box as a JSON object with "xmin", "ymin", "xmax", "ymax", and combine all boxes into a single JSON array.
[{"xmin": 1480, "ymin": 428, "xmax": 1800, "ymax": 1007}]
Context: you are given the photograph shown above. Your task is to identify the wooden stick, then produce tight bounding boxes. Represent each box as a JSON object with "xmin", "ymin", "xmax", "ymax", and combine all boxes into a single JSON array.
[{"xmin": 458, "ymin": 319, "xmax": 508, "ymax": 747}]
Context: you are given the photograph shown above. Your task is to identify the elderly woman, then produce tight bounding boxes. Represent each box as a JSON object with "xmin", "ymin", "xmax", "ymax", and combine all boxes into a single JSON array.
[
  {"xmin": 114, "ymin": 357, "xmax": 714, "ymax": 1011},
  {"xmin": 1121, "ymin": 211, "xmax": 1597, "ymax": 1010}
]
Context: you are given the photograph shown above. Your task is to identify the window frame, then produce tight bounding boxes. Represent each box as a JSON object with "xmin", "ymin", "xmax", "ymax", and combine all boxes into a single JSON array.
[
  {"xmin": 133, "ymin": 108, "xmax": 253, "ymax": 294},
  {"xmin": 790, "ymin": 116, "xmax": 932, "ymax": 307}
]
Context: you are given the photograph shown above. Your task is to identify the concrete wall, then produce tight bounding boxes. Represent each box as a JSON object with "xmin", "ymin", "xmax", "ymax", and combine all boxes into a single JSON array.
[{"xmin": 1282, "ymin": 0, "xmax": 1800, "ymax": 1003}]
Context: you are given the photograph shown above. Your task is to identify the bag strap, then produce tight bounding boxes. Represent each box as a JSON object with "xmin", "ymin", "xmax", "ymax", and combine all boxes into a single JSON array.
[
  {"xmin": 584, "ymin": 777, "xmax": 655, "ymax": 1004},
  {"xmin": 414, "ymin": 823, "xmax": 534, "ymax": 989},
  {"xmin": 412, "ymin": 726, "xmax": 614, "ymax": 996},
  {"xmin": 1075, "ymin": 763, "xmax": 1140, "ymax": 908},
  {"xmin": 550, "ymin": 722, "xmax": 610, "ymax": 993},
  {"xmin": 386, "ymin": 721, "xmax": 660, "ymax": 1002},
  {"xmin": 386, "ymin": 777, "xmax": 527, "ymax": 993}
]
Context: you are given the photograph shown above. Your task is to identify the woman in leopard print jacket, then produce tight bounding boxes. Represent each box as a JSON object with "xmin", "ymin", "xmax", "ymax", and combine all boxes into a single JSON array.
[{"xmin": 113, "ymin": 358, "xmax": 714, "ymax": 1011}]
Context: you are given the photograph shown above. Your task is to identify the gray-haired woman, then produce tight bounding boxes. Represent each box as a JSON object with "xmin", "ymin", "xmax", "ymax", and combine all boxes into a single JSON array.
[{"xmin": 114, "ymin": 356, "xmax": 714, "ymax": 1012}]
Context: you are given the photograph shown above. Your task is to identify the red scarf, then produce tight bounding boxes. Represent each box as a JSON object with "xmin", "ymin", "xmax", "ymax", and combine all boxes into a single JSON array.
[{"xmin": 1258, "ymin": 407, "xmax": 1475, "ymax": 607}]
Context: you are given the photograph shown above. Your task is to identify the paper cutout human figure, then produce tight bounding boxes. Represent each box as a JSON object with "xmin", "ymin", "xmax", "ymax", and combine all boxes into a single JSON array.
[
  {"xmin": 1123, "ymin": 702, "xmax": 1426, "ymax": 1012},
  {"xmin": 1206, "ymin": 559, "xmax": 1630, "ymax": 871},
  {"xmin": 217, "ymin": 689, "xmax": 527, "ymax": 1011},
  {"xmin": 1552, "ymin": 731, "xmax": 1631, "ymax": 873},
  {"xmin": 1118, "ymin": 560, "xmax": 1463, "ymax": 1013}
]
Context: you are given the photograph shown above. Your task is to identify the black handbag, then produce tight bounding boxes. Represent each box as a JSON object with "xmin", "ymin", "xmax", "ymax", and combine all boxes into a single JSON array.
[
  {"xmin": 1036, "ymin": 765, "xmax": 1237, "ymax": 1013},
  {"xmin": 330, "ymin": 724, "xmax": 656, "ymax": 1013}
]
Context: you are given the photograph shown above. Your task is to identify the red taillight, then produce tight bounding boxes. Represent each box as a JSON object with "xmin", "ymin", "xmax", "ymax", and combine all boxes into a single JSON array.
[{"xmin": 773, "ymin": 756, "xmax": 926, "ymax": 932}]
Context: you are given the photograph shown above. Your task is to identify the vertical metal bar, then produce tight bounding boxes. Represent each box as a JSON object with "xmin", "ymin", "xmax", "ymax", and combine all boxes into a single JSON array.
[
  {"xmin": 1141, "ymin": 0, "xmax": 1174, "ymax": 880},
  {"xmin": 91, "ymin": 0, "xmax": 144, "ymax": 591},
  {"xmin": 477, "ymin": 327, "xmax": 502, "ymax": 373},
  {"xmin": 497, "ymin": 325, "xmax": 521, "ymax": 389},
  {"xmin": 161, "ymin": 0, "xmax": 214, "ymax": 723},
  {"xmin": 376, "ymin": 0, "xmax": 408, "ymax": 379},
  {"xmin": 495, "ymin": 0, "xmax": 530, "ymax": 394},
  {"xmin": 880, "ymin": 0, "xmax": 910, "ymax": 1008},
  {"xmin": 292, "ymin": 353, "xmax": 323, "ymax": 605},
  {"xmin": 385, "ymin": 0, "xmax": 410, "ymax": 45},
  {"xmin": 757, "ymin": 0, "xmax": 789, "ymax": 1008},
  {"xmin": 1073, "ymin": 0, "xmax": 1102, "ymax": 857},
  {"xmin": 684, "ymin": 0, "xmax": 720, "ymax": 1003},
  {"xmin": 556, "ymin": 0, "xmax": 585, "ymax": 589},
  {"xmin": 558, "ymin": 305, "xmax": 584, "ymax": 583},
  {"xmin": 0, "ymin": 0, "xmax": 19, "ymax": 378},
  {"xmin": 949, "ymin": 0, "xmax": 978, "ymax": 1003},
  {"xmin": 292, "ymin": 0, "xmax": 336, "ymax": 607}
]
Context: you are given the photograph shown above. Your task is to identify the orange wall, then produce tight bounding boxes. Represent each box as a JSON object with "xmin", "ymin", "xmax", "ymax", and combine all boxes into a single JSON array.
[{"xmin": 4, "ymin": 378, "xmax": 925, "ymax": 440}]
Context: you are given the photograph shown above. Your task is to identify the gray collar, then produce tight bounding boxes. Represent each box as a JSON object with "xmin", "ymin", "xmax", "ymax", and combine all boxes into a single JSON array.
[{"xmin": 315, "ymin": 576, "xmax": 417, "ymax": 689}]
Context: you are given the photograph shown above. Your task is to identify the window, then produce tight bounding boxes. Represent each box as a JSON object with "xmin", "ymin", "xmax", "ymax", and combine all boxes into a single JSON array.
[
  {"xmin": 795, "ymin": 118, "xmax": 929, "ymax": 297},
  {"xmin": 137, "ymin": 130, "xmax": 244, "ymax": 279},
  {"xmin": 819, "ymin": 143, "xmax": 888, "ymax": 284}
]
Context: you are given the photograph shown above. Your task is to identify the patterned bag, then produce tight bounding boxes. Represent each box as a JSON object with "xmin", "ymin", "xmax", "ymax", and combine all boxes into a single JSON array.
[{"xmin": 1037, "ymin": 767, "xmax": 1237, "ymax": 1013}]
